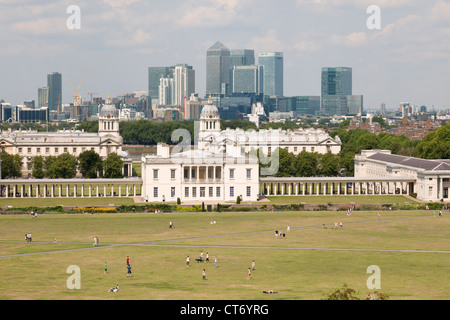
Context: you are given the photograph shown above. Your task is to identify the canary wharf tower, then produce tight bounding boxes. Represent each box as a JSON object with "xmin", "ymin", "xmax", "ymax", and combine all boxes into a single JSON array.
[{"xmin": 206, "ymin": 41, "xmax": 230, "ymax": 95}]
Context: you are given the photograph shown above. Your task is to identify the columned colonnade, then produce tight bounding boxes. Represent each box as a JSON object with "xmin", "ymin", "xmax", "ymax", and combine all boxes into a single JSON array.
[
  {"xmin": 0, "ymin": 178, "xmax": 143, "ymax": 198},
  {"xmin": 259, "ymin": 177, "xmax": 416, "ymax": 197}
]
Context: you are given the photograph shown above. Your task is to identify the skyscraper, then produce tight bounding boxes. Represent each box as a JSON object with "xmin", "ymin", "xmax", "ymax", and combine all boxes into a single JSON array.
[
  {"xmin": 173, "ymin": 64, "xmax": 195, "ymax": 106},
  {"xmin": 148, "ymin": 67, "xmax": 173, "ymax": 104},
  {"xmin": 206, "ymin": 41, "xmax": 230, "ymax": 95},
  {"xmin": 232, "ymin": 65, "xmax": 263, "ymax": 95},
  {"xmin": 258, "ymin": 52, "xmax": 283, "ymax": 97},
  {"xmin": 320, "ymin": 67, "xmax": 361, "ymax": 116},
  {"xmin": 321, "ymin": 67, "xmax": 352, "ymax": 97},
  {"xmin": 47, "ymin": 72, "xmax": 62, "ymax": 112},
  {"xmin": 38, "ymin": 86, "xmax": 49, "ymax": 108},
  {"xmin": 230, "ymin": 49, "xmax": 255, "ymax": 67},
  {"xmin": 229, "ymin": 49, "xmax": 255, "ymax": 92}
]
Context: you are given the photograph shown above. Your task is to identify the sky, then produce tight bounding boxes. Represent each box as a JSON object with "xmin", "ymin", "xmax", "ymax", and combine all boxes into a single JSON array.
[{"xmin": 0, "ymin": 0, "xmax": 449, "ymax": 111}]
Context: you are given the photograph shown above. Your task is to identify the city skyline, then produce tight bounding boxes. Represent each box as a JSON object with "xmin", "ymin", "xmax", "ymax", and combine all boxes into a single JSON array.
[{"xmin": 0, "ymin": 0, "xmax": 449, "ymax": 110}]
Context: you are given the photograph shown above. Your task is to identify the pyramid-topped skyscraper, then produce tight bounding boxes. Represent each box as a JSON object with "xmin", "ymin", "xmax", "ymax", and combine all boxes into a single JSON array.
[{"xmin": 206, "ymin": 41, "xmax": 230, "ymax": 95}]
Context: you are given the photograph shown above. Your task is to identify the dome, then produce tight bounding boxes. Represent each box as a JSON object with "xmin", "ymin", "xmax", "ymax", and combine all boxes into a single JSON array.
[
  {"xmin": 100, "ymin": 104, "xmax": 118, "ymax": 118},
  {"xmin": 201, "ymin": 103, "xmax": 219, "ymax": 118}
]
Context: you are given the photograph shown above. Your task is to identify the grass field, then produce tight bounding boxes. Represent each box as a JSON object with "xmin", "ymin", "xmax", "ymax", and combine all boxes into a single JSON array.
[{"xmin": 0, "ymin": 209, "xmax": 448, "ymax": 300}]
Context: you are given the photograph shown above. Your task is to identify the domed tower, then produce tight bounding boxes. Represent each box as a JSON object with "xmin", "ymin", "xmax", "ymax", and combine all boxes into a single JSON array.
[
  {"xmin": 198, "ymin": 99, "xmax": 221, "ymax": 152},
  {"xmin": 98, "ymin": 94, "xmax": 120, "ymax": 138}
]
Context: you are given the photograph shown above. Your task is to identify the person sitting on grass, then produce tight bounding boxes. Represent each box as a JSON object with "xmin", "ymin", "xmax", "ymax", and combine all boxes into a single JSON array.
[{"xmin": 108, "ymin": 285, "xmax": 120, "ymax": 293}]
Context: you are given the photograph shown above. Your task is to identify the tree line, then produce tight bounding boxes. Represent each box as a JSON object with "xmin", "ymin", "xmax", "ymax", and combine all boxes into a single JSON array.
[{"xmin": 1, "ymin": 150, "xmax": 124, "ymax": 179}]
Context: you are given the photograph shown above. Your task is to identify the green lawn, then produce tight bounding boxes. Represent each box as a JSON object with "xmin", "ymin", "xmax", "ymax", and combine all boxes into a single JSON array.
[
  {"xmin": 0, "ymin": 209, "xmax": 448, "ymax": 300},
  {"xmin": 0, "ymin": 197, "xmax": 136, "ymax": 208}
]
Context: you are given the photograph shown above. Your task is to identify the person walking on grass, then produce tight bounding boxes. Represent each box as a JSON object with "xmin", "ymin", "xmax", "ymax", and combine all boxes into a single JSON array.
[
  {"xmin": 252, "ymin": 260, "xmax": 255, "ymax": 271},
  {"xmin": 104, "ymin": 262, "xmax": 108, "ymax": 274},
  {"xmin": 202, "ymin": 269, "xmax": 206, "ymax": 280},
  {"xmin": 127, "ymin": 264, "xmax": 132, "ymax": 277},
  {"xmin": 247, "ymin": 267, "xmax": 252, "ymax": 279},
  {"xmin": 186, "ymin": 255, "xmax": 190, "ymax": 267},
  {"xmin": 214, "ymin": 257, "xmax": 218, "ymax": 268}
]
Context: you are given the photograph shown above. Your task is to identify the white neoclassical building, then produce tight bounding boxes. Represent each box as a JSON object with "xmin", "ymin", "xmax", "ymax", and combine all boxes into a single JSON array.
[
  {"xmin": 0, "ymin": 96, "xmax": 133, "ymax": 177},
  {"xmin": 355, "ymin": 150, "xmax": 450, "ymax": 202},
  {"xmin": 141, "ymin": 102, "xmax": 259, "ymax": 203},
  {"xmin": 199, "ymin": 116, "xmax": 341, "ymax": 156}
]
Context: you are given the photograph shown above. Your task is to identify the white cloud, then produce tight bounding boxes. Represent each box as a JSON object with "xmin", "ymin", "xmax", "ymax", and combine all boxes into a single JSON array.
[
  {"xmin": 247, "ymin": 30, "xmax": 284, "ymax": 54},
  {"xmin": 332, "ymin": 31, "xmax": 369, "ymax": 47}
]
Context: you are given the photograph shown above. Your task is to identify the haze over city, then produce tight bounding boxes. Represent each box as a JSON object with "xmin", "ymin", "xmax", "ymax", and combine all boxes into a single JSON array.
[{"xmin": 1, "ymin": 0, "xmax": 449, "ymax": 110}]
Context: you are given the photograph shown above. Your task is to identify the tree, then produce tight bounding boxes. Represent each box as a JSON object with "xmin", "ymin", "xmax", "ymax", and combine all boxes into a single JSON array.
[
  {"xmin": 0, "ymin": 152, "xmax": 22, "ymax": 179},
  {"xmin": 323, "ymin": 283, "xmax": 360, "ymax": 300},
  {"xmin": 78, "ymin": 150, "xmax": 103, "ymax": 178},
  {"xmin": 319, "ymin": 152, "xmax": 340, "ymax": 177},
  {"xmin": 103, "ymin": 152, "xmax": 123, "ymax": 178},
  {"xmin": 275, "ymin": 148, "xmax": 296, "ymax": 177},
  {"xmin": 44, "ymin": 156, "xmax": 57, "ymax": 178},
  {"xmin": 31, "ymin": 156, "xmax": 45, "ymax": 179},
  {"xmin": 415, "ymin": 124, "xmax": 450, "ymax": 159},
  {"xmin": 53, "ymin": 153, "xmax": 78, "ymax": 178},
  {"xmin": 295, "ymin": 151, "xmax": 318, "ymax": 177}
]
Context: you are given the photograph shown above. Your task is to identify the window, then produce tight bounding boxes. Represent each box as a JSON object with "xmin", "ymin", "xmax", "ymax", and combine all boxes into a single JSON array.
[
  {"xmin": 37, "ymin": 148, "xmax": 40, "ymax": 153},
  {"xmin": 209, "ymin": 187, "xmax": 214, "ymax": 197},
  {"xmin": 153, "ymin": 187, "xmax": 158, "ymax": 198},
  {"xmin": 429, "ymin": 186, "xmax": 433, "ymax": 197},
  {"xmin": 303, "ymin": 147, "xmax": 306, "ymax": 152},
  {"xmin": 171, "ymin": 169, "xmax": 176, "ymax": 179},
  {"xmin": 200, "ymin": 187, "xmax": 206, "ymax": 197},
  {"xmin": 185, "ymin": 187, "xmax": 189, "ymax": 198},
  {"xmin": 216, "ymin": 187, "xmax": 220, "ymax": 198},
  {"xmin": 171, "ymin": 187, "xmax": 175, "ymax": 198},
  {"xmin": 18, "ymin": 148, "xmax": 22, "ymax": 153},
  {"xmin": 55, "ymin": 147, "xmax": 59, "ymax": 153},
  {"xmin": 230, "ymin": 169, "xmax": 235, "ymax": 179},
  {"xmin": 246, "ymin": 169, "xmax": 252, "ymax": 179},
  {"xmin": 153, "ymin": 169, "xmax": 159, "ymax": 179},
  {"xmin": 294, "ymin": 147, "xmax": 297, "ymax": 152},
  {"xmin": 230, "ymin": 186, "xmax": 235, "ymax": 197},
  {"xmin": 27, "ymin": 148, "xmax": 31, "ymax": 153},
  {"xmin": 246, "ymin": 186, "xmax": 251, "ymax": 197},
  {"xmin": 311, "ymin": 147, "xmax": 315, "ymax": 152},
  {"xmin": 46, "ymin": 148, "xmax": 49, "ymax": 154},
  {"xmin": 64, "ymin": 147, "xmax": 68, "ymax": 153},
  {"xmin": 192, "ymin": 187, "xmax": 197, "ymax": 198}
]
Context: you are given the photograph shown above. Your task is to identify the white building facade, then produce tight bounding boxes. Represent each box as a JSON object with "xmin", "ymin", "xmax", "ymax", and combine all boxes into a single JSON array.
[
  {"xmin": 355, "ymin": 150, "xmax": 450, "ymax": 202},
  {"xmin": 141, "ymin": 101, "xmax": 259, "ymax": 203},
  {"xmin": 0, "ymin": 97, "xmax": 133, "ymax": 177}
]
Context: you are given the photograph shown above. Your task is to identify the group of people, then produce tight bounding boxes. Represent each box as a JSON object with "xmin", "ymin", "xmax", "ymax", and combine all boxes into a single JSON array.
[
  {"xmin": 274, "ymin": 229, "xmax": 287, "ymax": 239},
  {"xmin": 24, "ymin": 233, "xmax": 32, "ymax": 243},
  {"xmin": 93, "ymin": 236, "xmax": 100, "ymax": 247}
]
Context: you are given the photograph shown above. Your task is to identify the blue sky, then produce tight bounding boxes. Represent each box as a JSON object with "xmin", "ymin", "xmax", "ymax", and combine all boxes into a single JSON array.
[{"xmin": 0, "ymin": 0, "xmax": 449, "ymax": 110}]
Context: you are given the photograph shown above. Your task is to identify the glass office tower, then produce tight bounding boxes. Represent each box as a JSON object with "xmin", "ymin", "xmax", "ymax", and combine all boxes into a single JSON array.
[
  {"xmin": 258, "ymin": 52, "xmax": 283, "ymax": 97},
  {"xmin": 206, "ymin": 41, "xmax": 230, "ymax": 95},
  {"xmin": 47, "ymin": 72, "xmax": 62, "ymax": 112},
  {"xmin": 148, "ymin": 67, "xmax": 174, "ymax": 104}
]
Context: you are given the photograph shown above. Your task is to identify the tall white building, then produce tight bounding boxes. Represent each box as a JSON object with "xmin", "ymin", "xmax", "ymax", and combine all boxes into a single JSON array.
[
  {"xmin": 159, "ymin": 77, "xmax": 174, "ymax": 105},
  {"xmin": 173, "ymin": 64, "xmax": 195, "ymax": 107}
]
